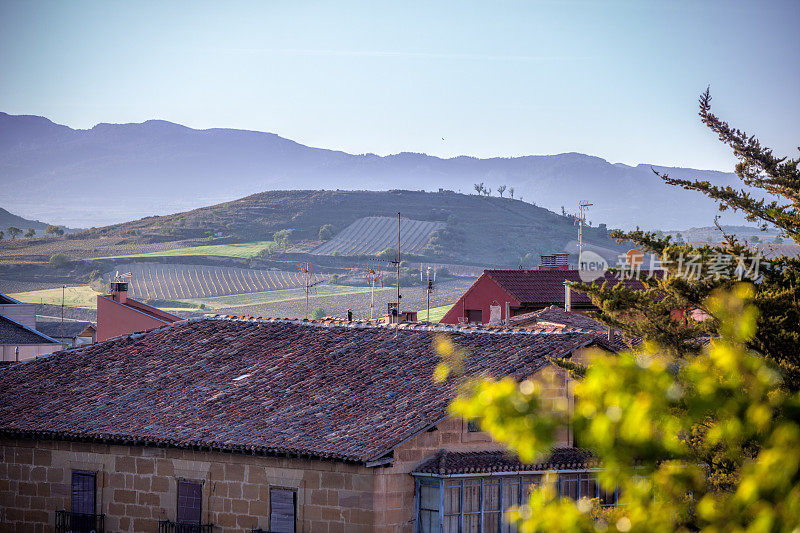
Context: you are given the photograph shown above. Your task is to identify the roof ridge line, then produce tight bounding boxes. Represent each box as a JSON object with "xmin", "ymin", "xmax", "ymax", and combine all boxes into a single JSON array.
[{"xmin": 201, "ymin": 314, "xmax": 595, "ymax": 336}]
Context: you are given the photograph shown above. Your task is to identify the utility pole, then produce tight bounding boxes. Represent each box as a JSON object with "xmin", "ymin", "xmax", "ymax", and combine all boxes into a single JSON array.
[
  {"xmin": 577, "ymin": 201, "xmax": 593, "ymax": 266},
  {"xmin": 60, "ymin": 284, "xmax": 65, "ymax": 343},
  {"xmin": 396, "ymin": 212, "xmax": 400, "ymax": 313}
]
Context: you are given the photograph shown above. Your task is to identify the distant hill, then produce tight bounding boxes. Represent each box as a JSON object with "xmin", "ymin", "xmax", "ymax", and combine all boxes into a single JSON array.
[
  {"xmin": 0, "ymin": 190, "xmax": 625, "ymax": 267},
  {"xmin": 0, "ymin": 207, "xmax": 60, "ymax": 234},
  {"xmin": 0, "ymin": 112, "xmax": 750, "ymax": 230},
  {"xmin": 667, "ymin": 225, "xmax": 784, "ymax": 244}
]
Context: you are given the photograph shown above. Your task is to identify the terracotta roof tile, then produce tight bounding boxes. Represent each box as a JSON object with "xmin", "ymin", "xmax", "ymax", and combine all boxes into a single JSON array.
[
  {"xmin": 414, "ymin": 448, "xmax": 598, "ymax": 475},
  {"xmin": 0, "ymin": 316, "xmax": 596, "ymax": 463}
]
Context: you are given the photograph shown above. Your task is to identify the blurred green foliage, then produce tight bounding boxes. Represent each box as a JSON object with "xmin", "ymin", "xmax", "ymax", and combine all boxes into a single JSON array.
[{"xmin": 441, "ymin": 285, "xmax": 800, "ymax": 531}]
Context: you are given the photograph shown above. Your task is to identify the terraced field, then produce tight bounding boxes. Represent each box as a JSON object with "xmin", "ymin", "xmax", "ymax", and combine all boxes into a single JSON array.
[
  {"xmin": 313, "ymin": 217, "xmax": 445, "ymax": 256},
  {"xmin": 108, "ymin": 263, "xmax": 325, "ymax": 300}
]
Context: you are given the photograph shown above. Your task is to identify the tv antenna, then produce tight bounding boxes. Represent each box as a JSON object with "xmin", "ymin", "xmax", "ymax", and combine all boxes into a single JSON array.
[
  {"xmin": 576, "ymin": 201, "xmax": 593, "ymax": 265},
  {"xmin": 298, "ymin": 262, "xmax": 325, "ymax": 319},
  {"xmin": 421, "ymin": 265, "xmax": 436, "ymax": 322},
  {"xmin": 366, "ymin": 264, "xmax": 384, "ymax": 319}
]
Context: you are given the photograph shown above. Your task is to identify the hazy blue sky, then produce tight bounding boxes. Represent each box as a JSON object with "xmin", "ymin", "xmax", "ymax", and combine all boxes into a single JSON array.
[{"xmin": 1, "ymin": 0, "xmax": 798, "ymax": 171}]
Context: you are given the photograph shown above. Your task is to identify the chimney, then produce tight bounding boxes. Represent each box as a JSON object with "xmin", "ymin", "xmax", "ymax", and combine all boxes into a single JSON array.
[
  {"xmin": 564, "ymin": 282, "xmax": 572, "ymax": 312},
  {"xmin": 110, "ymin": 281, "xmax": 128, "ymax": 304},
  {"xmin": 347, "ymin": 309, "xmax": 353, "ymax": 321},
  {"xmin": 504, "ymin": 301, "xmax": 510, "ymax": 325},
  {"xmin": 608, "ymin": 327, "xmax": 617, "ymax": 341},
  {"xmin": 540, "ymin": 253, "xmax": 570, "ymax": 270}
]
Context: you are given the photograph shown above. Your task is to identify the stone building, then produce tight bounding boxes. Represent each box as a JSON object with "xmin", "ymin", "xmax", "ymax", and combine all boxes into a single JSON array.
[{"xmin": 0, "ymin": 315, "xmax": 616, "ymax": 532}]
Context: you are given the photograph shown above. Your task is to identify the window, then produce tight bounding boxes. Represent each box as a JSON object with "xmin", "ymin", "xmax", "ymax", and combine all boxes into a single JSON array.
[
  {"xmin": 416, "ymin": 472, "xmax": 614, "ymax": 532},
  {"xmin": 71, "ymin": 471, "xmax": 96, "ymax": 515},
  {"xmin": 466, "ymin": 309, "xmax": 483, "ymax": 324},
  {"xmin": 418, "ymin": 482, "xmax": 439, "ymax": 533},
  {"xmin": 269, "ymin": 488, "xmax": 296, "ymax": 533},
  {"xmin": 177, "ymin": 481, "xmax": 202, "ymax": 525},
  {"xmin": 467, "ymin": 420, "xmax": 481, "ymax": 433}
]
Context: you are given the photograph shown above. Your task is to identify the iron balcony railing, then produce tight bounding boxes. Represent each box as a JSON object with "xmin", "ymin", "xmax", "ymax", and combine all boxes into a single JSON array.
[
  {"xmin": 55, "ymin": 510, "xmax": 105, "ymax": 533},
  {"xmin": 158, "ymin": 521, "xmax": 214, "ymax": 533}
]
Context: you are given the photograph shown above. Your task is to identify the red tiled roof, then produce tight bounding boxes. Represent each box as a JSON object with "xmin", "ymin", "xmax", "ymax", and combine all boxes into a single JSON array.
[
  {"xmin": 413, "ymin": 448, "xmax": 598, "ymax": 475},
  {"xmin": 485, "ymin": 270, "xmax": 649, "ymax": 307},
  {"xmin": 0, "ymin": 316, "xmax": 599, "ymax": 463}
]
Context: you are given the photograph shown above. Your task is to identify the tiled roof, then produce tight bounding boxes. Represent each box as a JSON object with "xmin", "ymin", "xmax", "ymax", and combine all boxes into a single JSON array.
[
  {"xmin": 0, "ymin": 316, "xmax": 598, "ymax": 463},
  {"xmin": 509, "ymin": 306, "xmax": 635, "ymax": 352},
  {"xmin": 510, "ymin": 306, "xmax": 607, "ymax": 331},
  {"xmin": 413, "ymin": 448, "xmax": 598, "ymax": 475},
  {"xmin": 0, "ymin": 315, "xmax": 60, "ymax": 345},
  {"xmin": 35, "ymin": 320, "xmax": 94, "ymax": 339},
  {"xmin": 485, "ymin": 270, "xmax": 648, "ymax": 307},
  {"xmin": 0, "ymin": 293, "xmax": 21, "ymax": 305}
]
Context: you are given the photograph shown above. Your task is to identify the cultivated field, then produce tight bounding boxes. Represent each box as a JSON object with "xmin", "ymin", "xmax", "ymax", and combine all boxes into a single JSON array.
[
  {"xmin": 0, "ymin": 237, "xmax": 213, "ymax": 263},
  {"xmin": 203, "ymin": 277, "xmax": 472, "ymax": 320},
  {"xmin": 109, "ymin": 263, "xmax": 325, "ymax": 300},
  {"xmin": 179, "ymin": 285, "xmax": 389, "ymax": 310},
  {"xmin": 9, "ymin": 286, "xmax": 101, "ymax": 308},
  {"xmin": 95, "ymin": 241, "xmax": 275, "ymax": 260},
  {"xmin": 313, "ymin": 217, "xmax": 445, "ymax": 256}
]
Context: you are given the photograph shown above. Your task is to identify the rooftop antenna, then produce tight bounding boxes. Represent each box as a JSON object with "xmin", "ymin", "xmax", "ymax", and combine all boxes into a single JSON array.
[
  {"xmin": 577, "ymin": 201, "xmax": 593, "ymax": 266},
  {"xmin": 366, "ymin": 264, "xmax": 384, "ymax": 320},
  {"xmin": 421, "ymin": 265, "xmax": 436, "ymax": 322},
  {"xmin": 298, "ymin": 262, "xmax": 324, "ymax": 319}
]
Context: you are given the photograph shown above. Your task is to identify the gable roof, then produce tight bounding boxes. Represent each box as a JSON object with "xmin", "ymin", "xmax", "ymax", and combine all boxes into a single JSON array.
[
  {"xmin": 0, "ymin": 315, "xmax": 60, "ymax": 345},
  {"xmin": 0, "ymin": 316, "xmax": 600, "ymax": 463},
  {"xmin": 485, "ymin": 270, "xmax": 648, "ymax": 307}
]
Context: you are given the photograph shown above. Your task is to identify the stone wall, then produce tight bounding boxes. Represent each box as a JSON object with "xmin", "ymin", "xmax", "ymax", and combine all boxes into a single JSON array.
[{"xmin": 0, "ymin": 439, "xmax": 375, "ymax": 533}]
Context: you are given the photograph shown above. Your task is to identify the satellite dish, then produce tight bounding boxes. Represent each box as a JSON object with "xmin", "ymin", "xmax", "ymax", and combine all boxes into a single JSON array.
[{"xmin": 626, "ymin": 248, "xmax": 645, "ymax": 268}]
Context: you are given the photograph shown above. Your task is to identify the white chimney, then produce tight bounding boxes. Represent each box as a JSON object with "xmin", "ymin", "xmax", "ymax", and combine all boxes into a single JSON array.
[{"xmin": 564, "ymin": 282, "xmax": 572, "ymax": 312}]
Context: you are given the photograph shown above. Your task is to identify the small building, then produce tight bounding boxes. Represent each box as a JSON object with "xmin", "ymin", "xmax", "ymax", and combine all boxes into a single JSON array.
[
  {"xmin": 440, "ymin": 269, "xmax": 646, "ymax": 325},
  {"xmin": 0, "ymin": 315, "xmax": 617, "ymax": 532},
  {"xmin": 96, "ymin": 282, "xmax": 183, "ymax": 342},
  {"xmin": 0, "ymin": 313, "xmax": 62, "ymax": 362},
  {"xmin": 35, "ymin": 320, "xmax": 96, "ymax": 347},
  {"xmin": 0, "ymin": 292, "xmax": 36, "ymax": 329}
]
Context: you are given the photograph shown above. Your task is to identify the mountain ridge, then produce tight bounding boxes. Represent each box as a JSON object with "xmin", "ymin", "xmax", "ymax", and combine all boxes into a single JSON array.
[{"xmin": 0, "ymin": 112, "xmax": 747, "ymax": 229}]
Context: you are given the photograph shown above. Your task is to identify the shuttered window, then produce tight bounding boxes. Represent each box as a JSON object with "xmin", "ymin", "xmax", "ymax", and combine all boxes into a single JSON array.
[
  {"xmin": 177, "ymin": 481, "xmax": 202, "ymax": 524},
  {"xmin": 71, "ymin": 471, "xmax": 96, "ymax": 515},
  {"xmin": 269, "ymin": 488, "xmax": 296, "ymax": 533}
]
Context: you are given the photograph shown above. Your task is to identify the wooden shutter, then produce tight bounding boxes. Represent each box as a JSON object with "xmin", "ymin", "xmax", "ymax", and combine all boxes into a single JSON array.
[
  {"xmin": 71, "ymin": 472, "xmax": 96, "ymax": 515},
  {"xmin": 269, "ymin": 488, "xmax": 296, "ymax": 533},
  {"xmin": 177, "ymin": 481, "xmax": 202, "ymax": 524}
]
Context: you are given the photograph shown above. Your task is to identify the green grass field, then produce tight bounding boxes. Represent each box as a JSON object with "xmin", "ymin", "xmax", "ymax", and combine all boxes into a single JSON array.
[
  {"xmin": 414, "ymin": 304, "xmax": 453, "ymax": 322},
  {"xmin": 9, "ymin": 286, "xmax": 102, "ymax": 308},
  {"xmin": 179, "ymin": 285, "xmax": 393, "ymax": 310},
  {"xmin": 93, "ymin": 240, "xmax": 276, "ymax": 260}
]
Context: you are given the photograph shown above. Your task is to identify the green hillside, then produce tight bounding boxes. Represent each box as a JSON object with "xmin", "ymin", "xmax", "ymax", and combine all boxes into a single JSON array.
[{"xmin": 0, "ymin": 190, "xmax": 623, "ymax": 267}]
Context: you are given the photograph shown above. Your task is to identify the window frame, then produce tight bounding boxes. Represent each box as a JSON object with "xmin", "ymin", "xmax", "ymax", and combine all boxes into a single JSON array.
[
  {"xmin": 70, "ymin": 470, "xmax": 97, "ymax": 516},
  {"xmin": 414, "ymin": 470, "xmax": 616, "ymax": 532},
  {"xmin": 269, "ymin": 486, "xmax": 297, "ymax": 533},
  {"xmin": 176, "ymin": 478, "xmax": 204, "ymax": 525}
]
